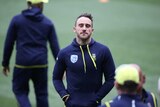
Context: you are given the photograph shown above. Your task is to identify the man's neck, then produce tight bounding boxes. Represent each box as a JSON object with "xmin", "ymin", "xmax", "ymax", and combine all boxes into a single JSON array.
[{"xmin": 76, "ymin": 37, "xmax": 91, "ymax": 45}]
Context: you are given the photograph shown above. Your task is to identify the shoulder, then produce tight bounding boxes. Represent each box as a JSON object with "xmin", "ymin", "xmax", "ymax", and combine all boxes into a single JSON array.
[
  {"xmin": 11, "ymin": 14, "xmax": 22, "ymax": 22},
  {"xmin": 42, "ymin": 15, "xmax": 54, "ymax": 25},
  {"xmin": 94, "ymin": 41, "xmax": 109, "ymax": 49},
  {"xmin": 58, "ymin": 44, "xmax": 73, "ymax": 56},
  {"xmin": 149, "ymin": 92, "xmax": 157, "ymax": 99},
  {"xmin": 144, "ymin": 90, "xmax": 157, "ymax": 101},
  {"xmin": 93, "ymin": 41, "xmax": 111, "ymax": 53},
  {"xmin": 61, "ymin": 44, "xmax": 73, "ymax": 52},
  {"xmin": 146, "ymin": 91, "xmax": 158, "ymax": 107},
  {"xmin": 8, "ymin": 14, "xmax": 23, "ymax": 27}
]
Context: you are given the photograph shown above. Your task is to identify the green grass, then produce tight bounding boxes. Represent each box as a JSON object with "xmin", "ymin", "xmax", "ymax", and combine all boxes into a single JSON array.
[{"xmin": 0, "ymin": 0, "xmax": 160, "ymax": 107}]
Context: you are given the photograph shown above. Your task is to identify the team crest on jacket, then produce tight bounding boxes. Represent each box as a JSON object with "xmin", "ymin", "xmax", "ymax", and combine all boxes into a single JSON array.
[
  {"xmin": 70, "ymin": 55, "xmax": 78, "ymax": 63},
  {"xmin": 92, "ymin": 53, "xmax": 96, "ymax": 61}
]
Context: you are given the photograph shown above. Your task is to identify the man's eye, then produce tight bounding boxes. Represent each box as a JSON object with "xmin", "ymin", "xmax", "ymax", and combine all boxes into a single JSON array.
[
  {"xmin": 79, "ymin": 24, "xmax": 83, "ymax": 27},
  {"xmin": 86, "ymin": 24, "xmax": 91, "ymax": 28}
]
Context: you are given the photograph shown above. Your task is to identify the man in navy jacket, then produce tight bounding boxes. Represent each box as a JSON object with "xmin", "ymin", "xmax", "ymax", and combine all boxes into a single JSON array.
[
  {"xmin": 2, "ymin": 0, "xmax": 60, "ymax": 107},
  {"xmin": 53, "ymin": 13, "xmax": 115, "ymax": 107},
  {"xmin": 130, "ymin": 64, "xmax": 158, "ymax": 107},
  {"xmin": 99, "ymin": 64, "xmax": 149, "ymax": 107}
]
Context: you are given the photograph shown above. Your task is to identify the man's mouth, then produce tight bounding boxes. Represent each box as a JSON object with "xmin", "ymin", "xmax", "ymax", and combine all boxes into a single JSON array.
[{"xmin": 81, "ymin": 32, "xmax": 88, "ymax": 35}]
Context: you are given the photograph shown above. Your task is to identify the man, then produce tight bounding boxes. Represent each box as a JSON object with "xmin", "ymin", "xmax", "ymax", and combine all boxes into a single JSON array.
[
  {"xmin": 53, "ymin": 13, "xmax": 115, "ymax": 107},
  {"xmin": 99, "ymin": 64, "xmax": 149, "ymax": 107},
  {"xmin": 130, "ymin": 64, "xmax": 158, "ymax": 107},
  {"xmin": 2, "ymin": 0, "xmax": 60, "ymax": 107}
]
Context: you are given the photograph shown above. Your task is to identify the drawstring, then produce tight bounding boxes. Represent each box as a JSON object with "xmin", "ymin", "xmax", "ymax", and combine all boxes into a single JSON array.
[
  {"xmin": 80, "ymin": 46, "xmax": 86, "ymax": 72},
  {"xmin": 79, "ymin": 45, "xmax": 97, "ymax": 73},
  {"xmin": 87, "ymin": 45, "xmax": 97, "ymax": 70}
]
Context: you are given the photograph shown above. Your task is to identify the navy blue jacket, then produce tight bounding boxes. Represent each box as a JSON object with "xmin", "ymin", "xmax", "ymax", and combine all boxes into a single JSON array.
[
  {"xmin": 53, "ymin": 38, "xmax": 115, "ymax": 106},
  {"xmin": 141, "ymin": 89, "xmax": 158, "ymax": 107},
  {"xmin": 2, "ymin": 7, "xmax": 59, "ymax": 67},
  {"xmin": 99, "ymin": 94, "xmax": 149, "ymax": 107}
]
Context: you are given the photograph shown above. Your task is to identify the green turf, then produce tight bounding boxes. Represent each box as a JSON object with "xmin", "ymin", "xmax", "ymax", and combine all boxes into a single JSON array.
[{"xmin": 0, "ymin": 0, "xmax": 160, "ymax": 107}]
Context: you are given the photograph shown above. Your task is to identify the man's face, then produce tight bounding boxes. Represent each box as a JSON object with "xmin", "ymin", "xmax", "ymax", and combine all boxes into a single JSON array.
[
  {"xmin": 129, "ymin": 64, "xmax": 145, "ymax": 93},
  {"xmin": 73, "ymin": 17, "xmax": 94, "ymax": 41},
  {"xmin": 138, "ymin": 71, "xmax": 145, "ymax": 89}
]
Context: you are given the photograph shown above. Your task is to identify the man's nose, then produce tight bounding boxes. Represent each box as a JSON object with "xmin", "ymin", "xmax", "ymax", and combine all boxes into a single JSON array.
[{"xmin": 82, "ymin": 26, "xmax": 87, "ymax": 30}]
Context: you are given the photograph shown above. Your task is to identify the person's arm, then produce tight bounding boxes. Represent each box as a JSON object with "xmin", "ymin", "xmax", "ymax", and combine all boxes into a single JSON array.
[
  {"xmin": 48, "ymin": 24, "xmax": 60, "ymax": 60},
  {"xmin": 2, "ymin": 17, "xmax": 17, "ymax": 76},
  {"xmin": 94, "ymin": 48, "xmax": 115, "ymax": 102},
  {"xmin": 52, "ymin": 51, "xmax": 69, "ymax": 101}
]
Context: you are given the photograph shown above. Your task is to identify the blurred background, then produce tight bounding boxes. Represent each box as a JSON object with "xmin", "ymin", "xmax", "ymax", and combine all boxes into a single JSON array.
[{"xmin": 0, "ymin": 0, "xmax": 160, "ymax": 106}]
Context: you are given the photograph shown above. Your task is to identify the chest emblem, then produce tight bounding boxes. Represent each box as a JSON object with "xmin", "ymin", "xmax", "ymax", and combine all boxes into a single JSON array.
[
  {"xmin": 70, "ymin": 55, "xmax": 78, "ymax": 63},
  {"xmin": 92, "ymin": 53, "xmax": 96, "ymax": 61}
]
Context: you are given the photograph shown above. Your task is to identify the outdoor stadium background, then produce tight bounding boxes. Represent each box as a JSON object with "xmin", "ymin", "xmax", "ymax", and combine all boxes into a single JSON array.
[{"xmin": 0, "ymin": 0, "xmax": 160, "ymax": 106}]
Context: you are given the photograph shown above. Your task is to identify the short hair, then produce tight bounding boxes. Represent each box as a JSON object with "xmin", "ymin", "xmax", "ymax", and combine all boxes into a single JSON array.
[
  {"xmin": 117, "ymin": 80, "xmax": 139, "ymax": 93},
  {"xmin": 75, "ymin": 13, "xmax": 93, "ymax": 27},
  {"xmin": 27, "ymin": 1, "xmax": 32, "ymax": 6}
]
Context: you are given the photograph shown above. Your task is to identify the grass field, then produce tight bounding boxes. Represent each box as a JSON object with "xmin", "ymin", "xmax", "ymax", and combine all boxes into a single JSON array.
[{"xmin": 0, "ymin": 0, "xmax": 160, "ymax": 107}]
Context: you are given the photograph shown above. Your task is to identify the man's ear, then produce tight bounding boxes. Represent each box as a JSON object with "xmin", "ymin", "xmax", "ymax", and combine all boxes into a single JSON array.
[
  {"xmin": 73, "ymin": 27, "xmax": 76, "ymax": 32},
  {"xmin": 143, "ymin": 74, "xmax": 146, "ymax": 84},
  {"xmin": 114, "ymin": 81, "xmax": 119, "ymax": 89},
  {"xmin": 115, "ymin": 81, "xmax": 122, "ymax": 94}
]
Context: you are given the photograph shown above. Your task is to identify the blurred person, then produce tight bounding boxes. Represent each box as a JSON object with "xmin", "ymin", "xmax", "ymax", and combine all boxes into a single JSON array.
[
  {"xmin": 99, "ymin": 64, "xmax": 149, "ymax": 107},
  {"xmin": 130, "ymin": 64, "xmax": 158, "ymax": 107},
  {"xmin": 53, "ymin": 13, "xmax": 115, "ymax": 107},
  {"xmin": 99, "ymin": 0, "xmax": 109, "ymax": 3},
  {"xmin": 2, "ymin": 0, "xmax": 60, "ymax": 107}
]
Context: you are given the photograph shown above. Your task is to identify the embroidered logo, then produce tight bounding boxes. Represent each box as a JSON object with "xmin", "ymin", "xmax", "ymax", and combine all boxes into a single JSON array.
[
  {"xmin": 70, "ymin": 55, "xmax": 78, "ymax": 63},
  {"xmin": 92, "ymin": 53, "xmax": 96, "ymax": 61}
]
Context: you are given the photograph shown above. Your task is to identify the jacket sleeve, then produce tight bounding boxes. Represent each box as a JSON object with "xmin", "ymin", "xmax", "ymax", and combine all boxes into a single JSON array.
[
  {"xmin": 2, "ymin": 17, "xmax": 17, "ymax": 67},
  {"xmin": 48, "ymin": 23, "xmax": 60, "ymax": 60},
  {"xmin": 52, "ymin": 50, "xmax": 68, "ymax": 99},
  {"xmin": 95, "ymin": 47, "xmax": 115, "ymax": 101}
]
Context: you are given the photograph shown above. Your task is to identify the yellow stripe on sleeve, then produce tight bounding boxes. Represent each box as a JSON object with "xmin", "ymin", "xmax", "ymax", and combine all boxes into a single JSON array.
[{"xmin": 15, "ymin": 64, "xmax": 48, "ymax": 68}]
